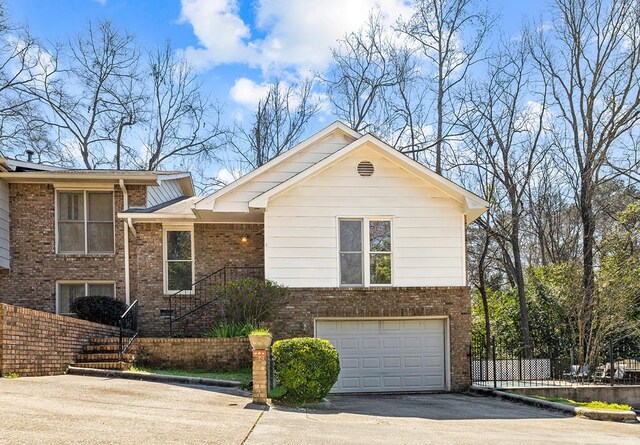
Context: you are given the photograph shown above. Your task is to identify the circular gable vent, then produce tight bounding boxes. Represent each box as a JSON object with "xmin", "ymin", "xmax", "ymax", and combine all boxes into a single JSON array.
[{"xmin": 357, "ymin": 161, "xmax": 374, "ymax": 177}]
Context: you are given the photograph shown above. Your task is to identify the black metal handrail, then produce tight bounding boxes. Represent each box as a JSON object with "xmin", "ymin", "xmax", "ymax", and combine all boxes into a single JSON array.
[
  {"xmin": 168, "ymin": 266, "xmax": 264, "ymax": 336},
  {"xmin": 119, "ymin": 299, "xmax": 139, "ymax": 361}
]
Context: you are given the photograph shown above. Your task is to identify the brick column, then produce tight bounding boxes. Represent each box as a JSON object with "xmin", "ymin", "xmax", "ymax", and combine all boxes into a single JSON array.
[
  {"xmin": 249, "ymin": 333, "xmax": 272, "ymax": 405},
  {"xmin": 252, "ymin": 348, "xmax": 268, "ymax": 404}
]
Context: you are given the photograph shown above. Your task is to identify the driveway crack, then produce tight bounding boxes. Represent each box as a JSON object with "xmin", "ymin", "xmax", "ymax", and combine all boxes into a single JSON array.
[{"xmin": 240, "ymin": 408, "xmax": 266, "ymax": 445}]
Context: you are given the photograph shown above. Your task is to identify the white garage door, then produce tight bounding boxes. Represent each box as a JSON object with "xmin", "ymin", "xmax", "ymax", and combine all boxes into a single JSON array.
[{"xmin": 316, "ymin": 318, "xmax": 447, "ymax": 393}]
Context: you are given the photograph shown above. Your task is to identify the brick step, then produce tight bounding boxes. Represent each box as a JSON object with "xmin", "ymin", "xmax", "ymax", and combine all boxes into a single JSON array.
[
  {"xmin": 83, "ymin": 344, "xmax": 121, "ymax": 352},
  {"xmin": 89, "ymin": 337, "xmax": 132, "ymax": 345},
  {"xmin": 72, "ymin": 362, "xmax": 131, "ymax": 371},
  {"xmin": 76, "ymin": 353, "xmax": 134, "ymax": 362}
]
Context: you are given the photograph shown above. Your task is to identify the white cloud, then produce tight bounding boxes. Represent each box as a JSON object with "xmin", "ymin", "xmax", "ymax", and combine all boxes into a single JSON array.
[
  {"xmin": 179, "ymin": 0, "xmax": 257, "ymax": 69},
  {"xmin": 229, "ymin": 77, "xmax": 271, "ymax": 108},
  {"xmin": 215, "ymin": 167, "xmax": 243, "ymax": 185},
  {"xmin": 228, "ymin": 76, "xmax": 331, "ymax": 114},
  {"xmin": 179, "ymin": 0, "xmax": 413, "ymax": 74}
]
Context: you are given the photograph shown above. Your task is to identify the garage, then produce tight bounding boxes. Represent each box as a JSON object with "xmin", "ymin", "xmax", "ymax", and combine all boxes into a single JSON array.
[{"xmin": 315, "ymin": 318, "xmax": 448, "ymax": 393}]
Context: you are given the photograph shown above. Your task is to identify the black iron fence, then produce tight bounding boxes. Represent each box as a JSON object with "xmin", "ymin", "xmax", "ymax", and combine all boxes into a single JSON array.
[{"xmin": 471, "ymin": 335, "xmax": 640, "ymax": 388}]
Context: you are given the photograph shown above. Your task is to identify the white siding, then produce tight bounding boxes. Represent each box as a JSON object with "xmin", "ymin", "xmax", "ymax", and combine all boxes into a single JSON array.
[
  {"xmin": 0, "ymin": 179, "xmax": 9, "ymax": 268},
  {"xmin": 213, "ymin": 132, "xmax": 353, "ymax": 212},
  {"xmin": 265, "ymin": 145, "xmax": 466, "ymax": 287},
  {"xmin": 146, "ymin": 178, "xmax": 184, "ymax": 208}
]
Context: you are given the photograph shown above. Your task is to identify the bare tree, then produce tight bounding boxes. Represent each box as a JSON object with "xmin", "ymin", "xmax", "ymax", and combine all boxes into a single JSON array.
[
  {"xmin": 381, "ymin": 43, "xmax": 430, "ymax": 157},
  {"xmin": 399, "ymin": 0, "xmax": 493, "ymax": 175},
  {"xmin": 103, "ymin": 64, "xmax": 145, "ymax": 170},
  {"xmin": 321, "ymin": 13, "xmax": 404, "ymax": 135},
  {"xmin": 530, "ymin": 0, "xmax": 640, "ymax": 362},
  {"xmin": 26, "ymin": 21, "xmax": 139, "ymax": 169},
  {"xmin": 525, "ymin": 161, "xmax": 581, "ymax": 266},
  {"xmin": 0, "ymin": 2, "xmax": 54, "ymax": 160},
  {"xmin": 458, "ymin": 36, "xmax": 551, "ymax": 354},
  {"xmin": 464, "ymin": 161, "xmax": 497, "ymax": 355},
  {"xmin": 229, "ymin": 79, "xmax": 319, "ymax": 170},
  {"xmin": 142, "ymin": 42, "xmax": 225, "ymax": 171}
]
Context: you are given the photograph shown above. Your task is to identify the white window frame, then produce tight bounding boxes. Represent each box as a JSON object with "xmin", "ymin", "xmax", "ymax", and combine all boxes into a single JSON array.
[
  {"xmin": 55, "ymin": 189, "xmax": 116, "ymax": 255},
  {"xmin": 337, "ymin": 217, "xmax": 394, "ymax": 287},
  {"xmin": 163, "ymin": 224, "xmax": 195, "ymax": 295},
  {"xmin": 55, "ymin": 280, "xmax": 116, "ymax": 315}
]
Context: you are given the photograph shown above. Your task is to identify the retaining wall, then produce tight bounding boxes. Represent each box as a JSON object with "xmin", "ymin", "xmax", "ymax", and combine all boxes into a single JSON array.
[
  {"xmin": 131, "ymin": 337, "xmax": 251, "ymax": 370},
  {"xmin": 506, "ymin": 386, "xmax": 640, "ymax": 408},
  {"xmin": 0, "ymin": 303, "xmax": 120, "ymax": 377}
]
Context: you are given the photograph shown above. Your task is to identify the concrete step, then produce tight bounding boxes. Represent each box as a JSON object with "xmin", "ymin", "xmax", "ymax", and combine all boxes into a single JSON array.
[
  {"xmin": 83, "ymin": 344, "xmax": 120, "ymax": 353},
  {"xmin": 76, "ymin": 353, "xmax": 134, "ymax": 362},
  {"xmin": 72, "ymin": 362, "xmax": 131, "ymax": 371}
]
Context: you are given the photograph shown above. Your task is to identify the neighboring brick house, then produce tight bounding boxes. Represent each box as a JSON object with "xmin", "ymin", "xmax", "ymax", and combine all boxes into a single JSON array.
[{"xmin": 0, "ymin": 122, "xmax": 488, "ymax": 393}]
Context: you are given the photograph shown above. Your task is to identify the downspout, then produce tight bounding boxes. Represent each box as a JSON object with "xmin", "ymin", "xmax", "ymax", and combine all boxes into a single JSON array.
[{"xmin": 119, "ymin": 179, "xmax": 135, "ymax": 306}]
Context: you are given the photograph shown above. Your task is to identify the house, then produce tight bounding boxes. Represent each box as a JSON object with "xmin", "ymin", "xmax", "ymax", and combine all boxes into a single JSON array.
[{"xmin": 0, "ymin": 122, "xmax": 488, "ymax": 393}]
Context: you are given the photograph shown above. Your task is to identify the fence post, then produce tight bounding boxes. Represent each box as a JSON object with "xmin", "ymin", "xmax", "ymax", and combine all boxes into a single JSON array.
[
  {"xmin": 609, "ymin": 337, "xmax": 615, "ymax": 387},
  {"xmin": 492, "ymin": 336, "xmax": 497, "ymax": 388}
]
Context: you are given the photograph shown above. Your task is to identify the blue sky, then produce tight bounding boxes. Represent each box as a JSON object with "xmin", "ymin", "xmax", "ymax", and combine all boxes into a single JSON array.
[
  {"xmin": 5, "ymin": 0, "xmax": 545, "ymax": 114},
  {"xmin": 4, "ymin": 0, "xmax": 547, "ymax": 177}
]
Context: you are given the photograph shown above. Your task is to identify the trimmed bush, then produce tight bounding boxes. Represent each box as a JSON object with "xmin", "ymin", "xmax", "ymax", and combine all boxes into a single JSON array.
[
  {"xmin": 271, "ymin": 338, "xmax": 340, "ymax": 403},
  {"xmin": 70, "ymin": 296, "xmax": 128, "ymax": 326}
]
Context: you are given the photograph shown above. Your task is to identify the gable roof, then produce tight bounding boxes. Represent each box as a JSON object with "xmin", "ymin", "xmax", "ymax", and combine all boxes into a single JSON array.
[
  {"xmin": 248, "ymin": 133, "xmax": 489, "ymax": 223},
  {"xmin": 116, "ymin": 121, "xmax": 488, "ymax": 224},
  {"xmin": 194, "ymin": 121, "xmax": 360, "ymax": 211}
]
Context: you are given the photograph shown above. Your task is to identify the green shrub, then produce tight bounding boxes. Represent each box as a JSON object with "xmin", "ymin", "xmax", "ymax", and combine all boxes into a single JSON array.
[
  {"xmin": 267, "ymin": 386, "xmax": 287, "ymax": 399},
  {"xmin": 248, "ymin": 327, "xmax": 270, "ymax": 335},
  {"xmin": 271, "ymin": 338, "xmax": 340, "ymax": 403},
  {"xmin": 70, "ymin": 296, "xmax": 128, "ymax": 326},
  {"xmin": 216, "ymin": 278, "xmax": 288, "ymax": 324},
  {"xmin": 203, "ymin": 320, "xmax": 257, "ymax": 338}
]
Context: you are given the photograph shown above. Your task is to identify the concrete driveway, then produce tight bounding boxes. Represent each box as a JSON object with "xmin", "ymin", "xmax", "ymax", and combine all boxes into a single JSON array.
[{"xmin": 1, "ymin": 375, "xmax": 638, "ymax": 445}]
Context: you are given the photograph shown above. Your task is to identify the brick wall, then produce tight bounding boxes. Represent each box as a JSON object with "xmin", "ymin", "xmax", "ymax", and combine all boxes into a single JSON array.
[
  {"xmin": 133, "ymin": 223, "xmax": 264, "ymax": 336},
  {"xmin": 0, "ymin": 183, "xmax": 146, "ymax": 312},
  {"xmin": 0, "ymin": 303, "xmax": 120, "ymax": 376},
  {"xmin": 131, "ymin": 337, "xmax": 251, "ymax": 370},
  {"xmin": 274, "ymin": 287, "xmax": 472, "ymax": 392}
]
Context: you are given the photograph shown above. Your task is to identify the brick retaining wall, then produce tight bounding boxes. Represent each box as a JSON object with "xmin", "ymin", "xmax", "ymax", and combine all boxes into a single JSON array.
[
  {"xmin": 131, "ymin": 337, "xmax": 251, "ymax": 370},
  {"xmin": 0, "ymin": 303, "xmax": 120, "ymax": 377}
]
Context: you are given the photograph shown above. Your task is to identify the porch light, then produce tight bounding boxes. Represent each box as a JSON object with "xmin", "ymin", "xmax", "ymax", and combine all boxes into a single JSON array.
[{"xmin": 241, "ymin": 234, "xmax": 249, "ymax": 244}]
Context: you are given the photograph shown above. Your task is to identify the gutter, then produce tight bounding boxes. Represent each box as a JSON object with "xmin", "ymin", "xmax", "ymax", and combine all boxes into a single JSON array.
[{"xmin": 119, "ymin": 179, "xmax": 136, "ymax": 306}]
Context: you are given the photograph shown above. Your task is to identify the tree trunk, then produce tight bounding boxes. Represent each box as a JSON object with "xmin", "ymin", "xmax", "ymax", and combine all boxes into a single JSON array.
[
  {"xmin": 512, "ymin": 234, "xmax": 532, "ymax": 357},
  {"xmin": 436, "ymin": 62, "xmax": 444, "ymax": 175},
  {"xmin": 579, "ymin": 174, "xmax": 596, "ymax": 363},
  {"xmin": 477, "ymin": 228, "xmax": 492, "ymax": 359}
]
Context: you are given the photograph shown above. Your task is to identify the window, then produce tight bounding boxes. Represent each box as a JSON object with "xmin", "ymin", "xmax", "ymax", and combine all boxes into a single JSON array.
[
  {"xmin": 369, "ymin": 220, "xmax": 392, "ymax": 285},
  {"xmin": 339, "ymin": 219, "xmax": 364, "ymax": 286},
  {"xmin": 56, "ymin": 281, "xmax": 115, "ymax": 314},
  {"xmin": 339, "ymin": 218, "xmax": 392, "ymax": 286},
  {"xmin": 57, "ymin": 191, "xmax": 114, "ymax": 254},
  {"xmin": 164, "ymin": 227, "xmax": 194, "ymax": 293}
]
